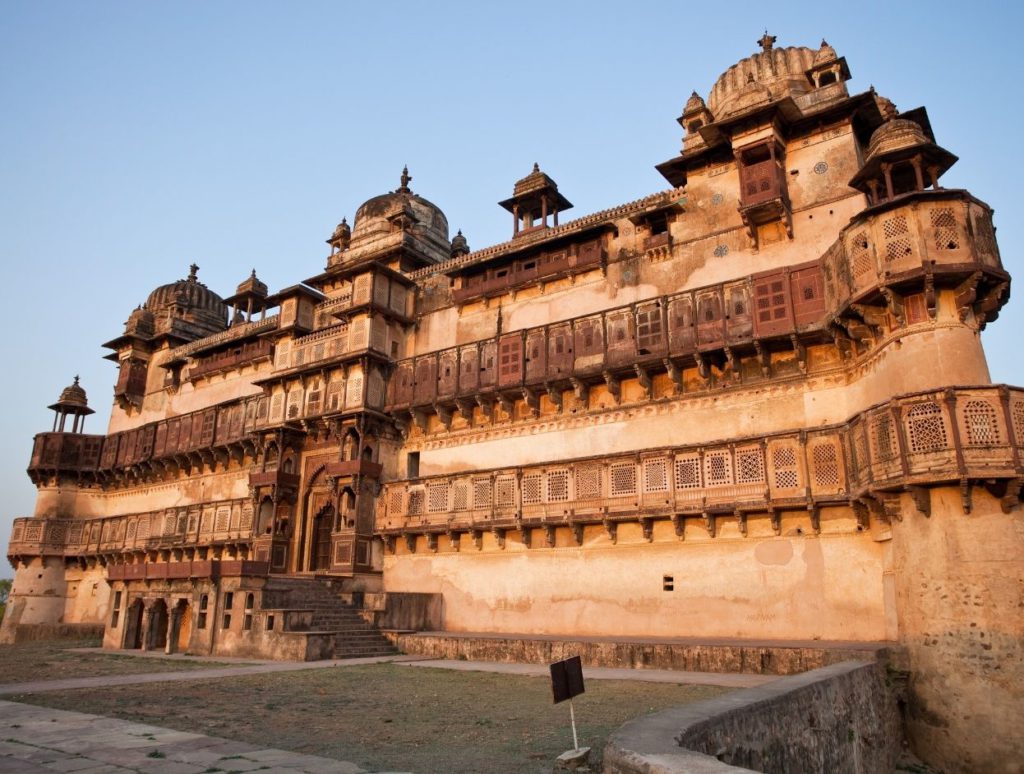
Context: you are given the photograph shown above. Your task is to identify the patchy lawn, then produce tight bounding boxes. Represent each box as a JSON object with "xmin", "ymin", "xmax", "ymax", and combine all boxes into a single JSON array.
[
  {"xmin": 13, "ymin": 662, "xmax": 729, "ymax": 772},
  {"xmin": 0, "ymin": 639, "xmax": 232, "ymax": 683}
]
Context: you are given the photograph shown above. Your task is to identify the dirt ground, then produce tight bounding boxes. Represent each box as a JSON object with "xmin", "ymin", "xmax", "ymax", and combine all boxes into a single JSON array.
[
  {"xmin": 0, "ymin": 639, "xmax": 231, "ymax": 683},
  {"xmin": 12, "ymin": 659, "xmax": 730, "ymax": 773}
]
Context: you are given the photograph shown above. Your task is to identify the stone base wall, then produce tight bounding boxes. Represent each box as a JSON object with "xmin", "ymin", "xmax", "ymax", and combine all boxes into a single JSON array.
[
  {"xmin": 0, "ymin": 622, "xmax": 105, "ymax": 645},
  {"xmin": 394, "ymin": 632, "xmax": 891, "ymax": 675},
  {"xmin": 604, "ymin": 661, "xmax": 902, "ymax": 773}
]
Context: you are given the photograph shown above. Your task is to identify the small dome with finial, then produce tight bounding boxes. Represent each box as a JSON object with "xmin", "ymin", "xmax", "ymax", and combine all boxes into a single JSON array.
[
  {"xmin": 814, "ymin": 39, "xmax": 838, "ymax": 65},
  {"xmin": 48, "ymin": 375, "xmax": 94, "ymax": 416},
  {"xmin": 684, "ymin": 91, "xmax": 707, "ymax": 115},
  {"xmin": 235, "ymin": 269, "xmax": 268, "ymax": 298},
  {"xmin": 450, "ymin": 229, "xmax": 470, "ymax": 258}
]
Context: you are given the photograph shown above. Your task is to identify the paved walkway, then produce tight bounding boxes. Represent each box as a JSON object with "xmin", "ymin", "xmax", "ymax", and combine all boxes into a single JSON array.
[{"xmin": 0, "ymin": 648, "xmax": 775, "ymax": 772}]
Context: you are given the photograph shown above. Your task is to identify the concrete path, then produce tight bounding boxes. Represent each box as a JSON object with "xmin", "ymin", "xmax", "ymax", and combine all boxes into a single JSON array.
[{"xmin": 0, "ymin": 700, "xmax": 392, "ymax": 773}]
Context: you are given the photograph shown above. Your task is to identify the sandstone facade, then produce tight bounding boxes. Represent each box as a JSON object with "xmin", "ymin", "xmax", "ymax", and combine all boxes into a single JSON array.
[{"xmin": 4, "ymin": 35, "xmax": 1021, "ymax": 772}]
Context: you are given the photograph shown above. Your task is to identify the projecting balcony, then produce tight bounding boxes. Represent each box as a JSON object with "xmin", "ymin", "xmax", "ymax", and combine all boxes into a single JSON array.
[{"xmin": 738, "ymin": 158, "xmax": 787, "ymax": 209}]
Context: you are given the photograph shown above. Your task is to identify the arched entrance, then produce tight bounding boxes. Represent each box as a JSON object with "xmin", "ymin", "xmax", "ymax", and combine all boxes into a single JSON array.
[
  {"xmin": 310, "ymin": 504, "xmax": 334, "ymax": 571},
  {"xmin": 147, "ymin": 599, "xmax": 169, "ymax": 651},
  {"xmin": 173, "ymin": 599, "xmax": 192, "ymax": 653},
  {"xmin": 123, "ymin": 599, "xmax": 144, "ymax": 649}
]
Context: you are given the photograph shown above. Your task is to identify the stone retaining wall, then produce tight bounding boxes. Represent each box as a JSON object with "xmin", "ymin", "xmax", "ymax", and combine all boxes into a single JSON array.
[
  {"xmin": 395, "ymin": 633, "xmax": 891, "ymax": 676},
  {"xmin": 604, "ymin": 661, "xmax": 902, "ymax": 773}
]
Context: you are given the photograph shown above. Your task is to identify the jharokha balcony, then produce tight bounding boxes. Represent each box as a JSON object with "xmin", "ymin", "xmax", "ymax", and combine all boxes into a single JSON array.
[{"xmin": 376, "ymin": 385, "xmax": 1024, "ymax": 550}]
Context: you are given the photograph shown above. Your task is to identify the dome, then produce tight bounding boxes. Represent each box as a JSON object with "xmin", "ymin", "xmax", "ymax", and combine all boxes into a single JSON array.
[
  {"xmin": 683, "ymin": 91, "xmax": 708, "ymax": 116},
  {"xmin": 350, "ymin": 167, "xmax": 449, "ymax": 246},
  {"xmin": 813, "ymin": 39, "xmax": 838, "ymax": 65},
  {"xmin": 146, "ymin": 264, "xmax": 226, "ymax": 318},
  {"xmin": 55, "ymin": 376, "xmax": 88, "ymax": 409},
  {"xmin": 865, "ymin": 118, "xmax": 929, "ymax": 162},
  {"xmin": 450, "ymin": 230, "xmax": 469, "ymax": 257},
  {"xmin": 707, "ymin": 40, "xmax": 817, "ymax": 121},
  {"xmin": 48, "ymin": 375, "xmax": 94, "ymax": 417}
]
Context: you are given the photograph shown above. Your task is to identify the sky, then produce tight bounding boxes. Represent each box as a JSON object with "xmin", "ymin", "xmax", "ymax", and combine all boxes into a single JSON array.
[{"xmin": 1, "ymin": 1, "xmax": 1022, "ymax": 577}]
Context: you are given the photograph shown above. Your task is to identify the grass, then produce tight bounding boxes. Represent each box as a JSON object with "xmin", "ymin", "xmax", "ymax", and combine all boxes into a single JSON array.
[
  {"xmin": 0, "ymin": 639, "xmax": 233, "ymax": 684},
  {"xmin": 11, "ymin": 661, "xmax": 730, "ymax": 773}
]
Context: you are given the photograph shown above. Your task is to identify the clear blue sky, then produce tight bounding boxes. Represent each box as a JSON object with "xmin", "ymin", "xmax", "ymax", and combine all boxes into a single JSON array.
[{"xmin": 1, "ymin": 1, "xmax": 1021, "ymax": 576}]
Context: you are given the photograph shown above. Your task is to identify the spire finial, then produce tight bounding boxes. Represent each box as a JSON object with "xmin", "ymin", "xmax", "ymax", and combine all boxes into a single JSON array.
[
  {"xmin": 188, "ymin": 263, "xmax": 199, "ymax": 281},
  {"xmin": 532, "ymin": 162, "xmax": 540, "ymax": 173},
  {"xmin": 399, "ymin": 165, "xmax": 412, "ymax": 193},
  {"xmin": 73, "ymin": 375, "xmax": 80, "ymax": 386},
  {"xmin": 758, "ymin": 30, "xmax": 776, "ymax": 52}
]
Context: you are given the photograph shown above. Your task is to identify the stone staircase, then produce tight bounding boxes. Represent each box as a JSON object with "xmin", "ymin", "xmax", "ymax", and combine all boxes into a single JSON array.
[{"xmin": 261, "ymin": 576, "xmax": 398, "ymax": 659}]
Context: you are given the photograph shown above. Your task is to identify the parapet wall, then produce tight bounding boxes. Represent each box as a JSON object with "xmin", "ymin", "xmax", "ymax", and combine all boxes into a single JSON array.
[{"xmin": 604, "ymin": 660, "xmax": 901, "ymax": 774}]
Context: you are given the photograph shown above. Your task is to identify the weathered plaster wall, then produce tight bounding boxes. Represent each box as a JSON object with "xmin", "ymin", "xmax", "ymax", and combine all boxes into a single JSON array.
[
  {"xmin": 891, "ymin": 487, "xmax": 1024, "ymax": 773},
  {"xmin": 384, "ymin": 513, "xmax": 889, "ymax": 641}
]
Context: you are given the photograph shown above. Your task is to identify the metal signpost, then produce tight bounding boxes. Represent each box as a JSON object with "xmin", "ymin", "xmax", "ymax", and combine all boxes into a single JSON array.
[{"xmin": 549, "ymin": 655, "xmax": 585, "ymax": 751}]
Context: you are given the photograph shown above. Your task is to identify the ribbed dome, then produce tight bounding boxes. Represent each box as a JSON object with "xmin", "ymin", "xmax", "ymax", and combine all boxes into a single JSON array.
[
  {"xmin": 813, "ymin": 39, "xmax": 838, "ymax": 65},
  {"xmin": 55, "ymin": 376, "xmax": 88, "ymax": 409},
  {"xmin": 866, "ymin": 118, "xmax": 930, "ymax": 162},
  {"xmin": 351, "ymin": 168, "xmax": 449, "ymax": 245},
  {"xmin": 146, "ymin": 264, "xmax": 226, "ymax": 317},
  {"xmin": 683, "ymin": 91, "xmax": 708, "ymax": 115},
  {"xmin": 707, "ymin": 44, "xmax": 817, "ymax": 120}
]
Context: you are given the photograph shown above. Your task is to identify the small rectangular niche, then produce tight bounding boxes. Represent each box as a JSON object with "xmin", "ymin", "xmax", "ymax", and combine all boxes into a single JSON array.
[{"xmin": 663, "ymin": 575, "xmax": 674, "ymax": 592}]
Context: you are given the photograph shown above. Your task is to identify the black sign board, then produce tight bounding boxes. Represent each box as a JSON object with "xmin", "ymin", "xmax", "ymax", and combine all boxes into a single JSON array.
[{"xmin": 550, "ymin": 656, "xmax": 585, "ymax": 704}]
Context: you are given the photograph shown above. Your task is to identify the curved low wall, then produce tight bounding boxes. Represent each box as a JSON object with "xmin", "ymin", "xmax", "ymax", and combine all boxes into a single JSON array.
[{"xmin": 604, "ymin": 661, "xmax": 901, "ymax": 773}]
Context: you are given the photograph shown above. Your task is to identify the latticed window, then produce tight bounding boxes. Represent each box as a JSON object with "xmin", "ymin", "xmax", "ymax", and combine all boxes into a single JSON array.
[
  {"xmin": 522, "ymin": 474, "xmax": 543, "ymax": 505},
  {"xmin": 772, "ymin": 446, "xmax": 800, "ymax": 489},
  {"xmin": 388, "ymin": 488, "xmax": 403, "ymax": 514},
  {"xmin": 812, "ymin": 443, "xmax": 840, "ymax": 488},
  {"xmin": 547, "ymin": 470, "xmax": 570, "ymax": 502},
  {"xmin": 674, "ymin": 455, "xmax": 702, "ymax": 489},
  {"xmin": 883, "ymin": 215, "xmax": 912, "ymax": 261},
  {"xmin": 452, "ymin": 484, "xmax": 469, "ymax": 511},
  {"xmin": 643, "ymin": 458, "xmax": 669, "ymax": 492},
  {"xmin": 610, "ymin": 463, "xmax": 637, "ymax": 496},
  {"xmin": 931, "ymin": 208, "xmax": 960, "ymax": 250},
  {"xmin": 755, "ymin": 278, "xmax": 788, "ymax": 324},
  {"xmin": 473, "ymin": 479, "xmax": 492, "ymax": 509},
  {"xmin": 575, "ymin": 466, "xmax": 602, "ymax": 499},
  {"xmin": 850, "ymin": 231, "xmax": 872, "ymax": 278},
  {"xmin": 704, "ymin": 450, "xmax": 733, "ymax": 487},
  {"xmin": 871, "ymin": 416, "xmax": 897, "ymax": 461},
  {"xmin": 1013, "ymin": 401, "xmax": 1024, "ymax": 445},
  {"xmin": 735, "ymin": 447, "xmax": 765, "ymax": 484},
  {"xmin": 407, "ymin": 489, "xmax": 424, "ymax": 515},
  {"xmin": 636, "ymin": 307, "xmax": 664, "ymax": 350},
  {"xmin": 906, "ymin": 402, "xmax": 948, "ymax": 453},
  {"xmin": 427, "ymin": 482, "xmax": 450, "ymax": 513},
  {"xmin": 963, "ymin": 400, "xmax": 1000, "ymax": 446},
  {"xmin": 495, "ymin": 475, "xmax": 516, "ymax": 508}
]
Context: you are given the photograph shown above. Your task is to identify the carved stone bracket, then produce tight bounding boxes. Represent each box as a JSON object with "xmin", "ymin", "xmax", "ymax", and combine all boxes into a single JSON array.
[
  {"xmin": 521, "ymin": 527, "xmax": 532, "ymax": 549},
  {"xmin": 497, "ymin": 394, "xmax": 515, "ymax": 419},
  {"xmin": 434, "ymin": 404, "xmax": 453, "ymax": 432},
  {"xmin": 753, "ymin": 341, "xmax": 772, "ymax": 378},
  {"xmin": 545, "ymin": 383, "xmax": 563, "ymax": 413},
  {"xmin": 852, "ymin": 501, "xmax": 870, "ymax": 531},
  {"xmin": 808, "ymin": 504, "xmax": 821, "ymax": 534},
  {"xmin": 880, "ymin": 286, "xmax": 905, "ymax": 327},
  {"xmin": 411, "ymin": 410, "xmax": 428, "ymax": 434},
  {"xmin": 954, "ymin": 271, "xmax": 981, "ymax": 323},
  {"xmin": 455, "ymin": 399, "xmax": 474, "ymax": 425},
  {"xmin": 723, "ymin": 347, "xmax": 739, "ymax": 379},
  {"xmin": 522, "ymin": 387, "xmax": 540, "ymax": 418},
  {"xmin": 960, "ymin": 478, "xmax": 973, "ymax": 515},
  {"xmin": 701, "ymin": 511, "xmax": 716, "ymax": 538},
  {"xmin": 603, "ymin": 519, "xmax": 618, "ymax": 544},
  {"xmin": 403, "ymin": 532, "xmax": 416, "ymax": 553},
  {"xmin": 570, "ymin": 378, "xmax": 589, "ymax": 405},
  {"xmin": 694, "ymin": 352, "xmax": 710, "ymax": 386},
  {"xmin": 426, "ymin": 532, "xmax": 438, "ymax": 553},
  {"xmin": 447, "ymin": 529, "xmax": 461, "ymax": 552},
  {"xmin": 571, "ymin": 523, "xmax": 584, "ymax": 546},
  {"xmin": 1000, "ymin": 478, "xmax": 1022, "ymax": 514},
  {"xmin": 475, "ymin": 395, "xmax": 493, "ymax": 424},
  {"xmin": 603, "ymin": 371, "xmax": 621, "ymax": 404},
  {"xmin": 769, "ymin": 508, "xmax": 781, "ymax": 536},
  {"xmin": 736, "ymin": 510, "xmax": 747, "ymax": 537},
  {"xmin": 908, "ymin": 486, "xmax": 931, "ymax": 518},
  {"xmin": 472, "ymin": 529, "xmax": 484, "ymax": 550},
  {"xmin": 790, "ymin": 335, "xmax": 807, "ymax": 374},
  {"xmin": 492, "ymin": 527, "xmax": 506, "ymax": 549},
  {"xmin": 634, "ymin": 365, "xmax": 652, "ymax": 400},
  {"xmin": 663, "ymin": 358, "xmax": 683, "ymax": 395},
  {"xmin": 639, "ymin": 516, "xmax": 654, "ymax": 542},
  {"xmin": 544, "ymin": 525, "xmax": 557, "ymax": 548}
]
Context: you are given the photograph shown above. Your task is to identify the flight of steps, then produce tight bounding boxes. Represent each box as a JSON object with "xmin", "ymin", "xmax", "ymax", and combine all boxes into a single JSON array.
[{"xmin": 262, "ymin": 577, "xmax": 398, "ymax": 659}]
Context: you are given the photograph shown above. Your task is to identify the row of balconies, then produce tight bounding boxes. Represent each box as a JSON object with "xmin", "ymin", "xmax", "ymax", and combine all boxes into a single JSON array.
[
  {"xmin": 377, "ymin": 385, "xmax": 1024, "ymax": 537},
  {"xmin": 386, "ymin": 192, "xmax": 1005, "ymax": 416}
]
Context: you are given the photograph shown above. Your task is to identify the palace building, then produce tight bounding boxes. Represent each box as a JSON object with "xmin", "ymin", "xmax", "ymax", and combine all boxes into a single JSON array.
[{"xmin": 4, "ymin": 35, "xmax": 1021, "ymax": 771}]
